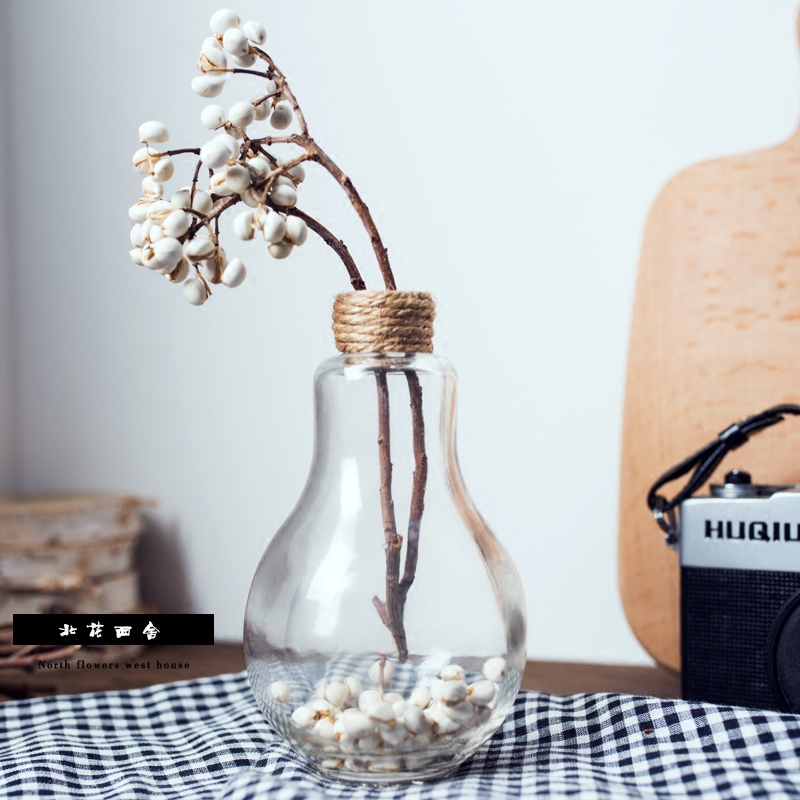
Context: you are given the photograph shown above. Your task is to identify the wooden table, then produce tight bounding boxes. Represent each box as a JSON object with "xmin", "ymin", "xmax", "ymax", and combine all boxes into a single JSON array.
[{"xmin": 0, "ymin": 644, "xmax": 681, "ymax": 702}]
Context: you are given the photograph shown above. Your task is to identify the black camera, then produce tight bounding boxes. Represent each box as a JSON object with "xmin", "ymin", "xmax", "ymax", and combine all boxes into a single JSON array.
[
  {"xmin": 678, "ymin": 470, "xmax": 800, "ymax": 711},
  {"xmin": 648, "ymin": 405, "xmax": 800, "ymax": 712}
]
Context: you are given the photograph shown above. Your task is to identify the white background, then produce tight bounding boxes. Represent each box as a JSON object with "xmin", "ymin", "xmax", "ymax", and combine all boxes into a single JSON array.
[{"xmin": 0, "ymin": 0, "xmax": 798, "ymax": 663}]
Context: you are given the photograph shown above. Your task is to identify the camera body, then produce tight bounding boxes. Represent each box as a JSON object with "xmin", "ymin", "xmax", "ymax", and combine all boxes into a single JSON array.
[{"xmin": 679, "ymin": 471, "xmax": 800, "ymax": 710}]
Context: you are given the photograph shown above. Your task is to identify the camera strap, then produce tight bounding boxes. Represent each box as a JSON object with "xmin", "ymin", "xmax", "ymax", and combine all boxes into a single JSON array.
[{"xmin": 646, "ymin": 403, "xmax": 800, "ymax": 547}]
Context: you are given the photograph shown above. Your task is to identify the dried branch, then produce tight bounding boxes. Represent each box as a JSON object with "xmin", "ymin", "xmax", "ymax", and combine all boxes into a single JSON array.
[
  {"xmin": 247, "ymin": 48, "xmax": 395, "ymax": 290},
  {"xmin": 400, "ymin": 371, "xmax": 427, "ymax": 598},
  {"xmin": 373, "ymin": 369, "xmax": 408, "ymax": 661},
  {"xmin": 162, "ymin": 147, "xmax": 201, "ymax": 157},
  {"xmin": 190, "ymin": 158, "xmax": 202, "ymax": 204},
  {"xmin": 285, "ymin": 207, "xmax": 366, "ymax": 291}
]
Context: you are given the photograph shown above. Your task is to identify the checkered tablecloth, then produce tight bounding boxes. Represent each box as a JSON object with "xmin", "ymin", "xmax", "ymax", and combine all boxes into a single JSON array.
[{"xmin": 2, "ymin": 672, "xmax": 800, "ymax": 799}]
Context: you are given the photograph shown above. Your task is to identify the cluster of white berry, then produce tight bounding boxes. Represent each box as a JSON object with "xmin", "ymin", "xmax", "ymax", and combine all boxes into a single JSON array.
[
  {"xmin": 128, "ymin": 9, "xmax": 309, "ymax": 306},
  {"xmin": 269, "ymin": 657, "xmax": 508, "ymax": 772}
]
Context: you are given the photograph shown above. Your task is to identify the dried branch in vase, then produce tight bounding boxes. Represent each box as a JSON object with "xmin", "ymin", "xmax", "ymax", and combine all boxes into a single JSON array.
[{"xmin": 127, "ymin": 8, "xmax": 426, "ymax": 662}]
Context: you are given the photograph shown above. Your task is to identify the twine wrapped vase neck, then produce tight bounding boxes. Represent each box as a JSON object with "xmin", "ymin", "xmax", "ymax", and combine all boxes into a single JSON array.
[{"xmin": 332, "ymin": 291, "xmax": 435, "ymax": 354}]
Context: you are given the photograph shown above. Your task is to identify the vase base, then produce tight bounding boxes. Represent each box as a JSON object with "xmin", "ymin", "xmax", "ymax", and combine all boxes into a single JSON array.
[{"xmin": 310, "ymin": 757, "xmax": 462, "ymax": 786}]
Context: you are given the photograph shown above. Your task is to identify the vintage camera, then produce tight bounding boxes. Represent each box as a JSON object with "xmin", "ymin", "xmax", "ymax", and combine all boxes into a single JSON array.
[
  {"xmin": 648, "ymin": 404, "xmax": 800, "ymax": 711},
  {"xmin": 679, "ymin": 470, "xmax": 800, "ymax": 711}
]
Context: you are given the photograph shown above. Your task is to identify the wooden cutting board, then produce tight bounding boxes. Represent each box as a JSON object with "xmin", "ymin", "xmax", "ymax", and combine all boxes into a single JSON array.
[{"xmin": 618, "ymin": 14, "xmax": 800, "ymax": 672}]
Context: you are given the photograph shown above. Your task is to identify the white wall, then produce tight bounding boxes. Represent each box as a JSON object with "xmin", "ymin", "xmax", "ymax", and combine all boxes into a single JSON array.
[
  {"xmin": 0, "ymin": 1, "xmax": 18, "ymax": 494},
  {"xmin": 1, "ymin": 0, "xmax": 798, "ymax": 663}
]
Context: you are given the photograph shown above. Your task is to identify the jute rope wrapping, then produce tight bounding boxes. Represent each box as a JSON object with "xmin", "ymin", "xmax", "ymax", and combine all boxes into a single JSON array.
[{"xmin": 332, "ymin": 291, "xmax": 435, "ymax": 354}]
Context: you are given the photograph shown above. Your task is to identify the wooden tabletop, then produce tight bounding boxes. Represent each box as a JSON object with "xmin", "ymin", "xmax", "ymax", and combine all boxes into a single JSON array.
[{"xmin": 0, "ymin": 643, "xmax": 681, "ymax": 702}]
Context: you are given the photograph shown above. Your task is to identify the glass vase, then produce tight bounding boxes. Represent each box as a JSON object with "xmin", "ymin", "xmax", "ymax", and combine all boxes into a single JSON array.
[{"xmin": 244, "ymin": 352, "xmax": 526, "ymax": 783}]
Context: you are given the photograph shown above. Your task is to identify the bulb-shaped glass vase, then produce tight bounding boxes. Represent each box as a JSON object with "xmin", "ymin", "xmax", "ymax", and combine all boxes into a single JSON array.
[{"xmin": 245, "ymin": 352, "xmax": 526, "ymax": 783}]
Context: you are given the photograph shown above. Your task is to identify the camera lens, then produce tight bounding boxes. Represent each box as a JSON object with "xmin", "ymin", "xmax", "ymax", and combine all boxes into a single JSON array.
[{"xmin": 767, "ymin": 589, "xmax": 800, "ymax": 713}]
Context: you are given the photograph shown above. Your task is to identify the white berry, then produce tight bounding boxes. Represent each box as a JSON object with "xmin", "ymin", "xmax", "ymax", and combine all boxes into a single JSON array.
[
  {"xmin": 200, "ymin": 47, "xmax": 227, "ymax": 70},
  {"xmin": 129, "ymin": 202, "xmax": 149, "ymax": 223},
  {"xmin": 138, "ymin": 120, "xmax": 168, "ymax": 144},
  {"xmin": 224, "ymin": 164, "xmax": 250, "ymax": 193},
  {"xmin": 151, "ymin": 156, "xmax": 174, "ymax": 183},
  {"xmin": 153, "ymin": 237, "xmax": 183, "ymax": 270},
  {"xmin": 182, "ymin": 278, "xmax": 208, "ymax": 306},
  {"xmin": 132, "ymin": 147, "xmax": 153, "ymax": 174},
  {"xmin": 201, "ymin": 104, "xmax": 227, "ymax": 130},
  {"xmin": 270, "ymin": 681, "xmax": 291, "ymax": 702},
  {"xmin": 200, "ymin": 247, "xmax": 226, "ymax": 282},
  {"xmin": 269, "ymin": 102, "xmax": 293, "ymax": 130},
  {"xmin": 366, "ymin": 701, "xmax": 395, "ymax": 723},
  {"xmin": 222, "ymin": 27, "xmax": 249, "ymax": 57},
  {"xmin": 200, "ymin": 140, "xmax": 230, "ymax": 169},
  {"xmin": 312, "ymin": 718, "xmax": 335, "ymax": 742},
  {"xmin": 340, "ymin": 708, "xmax": 374, "ymax": 738},
  {"xmin": 368, "ymin": 659, "xmax": 395, "ymax": 686},
  {"xmin": 242, "ymin": 20, "xmax": 266, "ymax": 44},
  {"xmin": 424, "ymin": 703, "xmax": 460, "ymax": 735},
  {"xmin": 324, "ymin": 682, "xmax": 348, "ymax": 707},
  {"xmin": 162, "ymin": 209, "xmax": 190, "ymax": 238},
  {"xmin": 287, "ymin": 163, "xmax": 306, "ymax": 183},
  {"xmin": 343, "ymin": 676, "xmax": 362, "ymax": 700},
  {"xmin": 269, "ymin": 182, "xmax": 297, "ymax": 207},
  {"xmin": 357, "ymin": 689, "xmax": 382, "ymax": 713},
  {"xmin": 233, "ymin": 209, "xmax": 255, "ymax": 240},
  {"xmin": 146, "ymin": 200, "xmax": 173, "ymax": 221},
  {"xmin": 170, "ymin": 189, "xmax": 191, "ymax": 209},
  {"xmin": 290, "ymin": 704, "xmax": 315, "ymax": 729},
  {"xmin": 184, "ymin": 237, "xmax": 216, "ymax": 261},
  {"xmin": 309, "ymin": 697, "xmax": 334, "ymax": 715},
  {"xmin": 232, "ymin": 52, "xmax": 257, "ymax": 68},
  {"xmin": 221, "ymin": 257, "xmax": 246, "ymax": 288},
  {"xmin": 214, "ymin": 133, "xmax": 239, "ymax": 158},
  {"xmin": 247, "ymin": 154, "xmax": 271, "ymax": 177},
  {"xmin": 228, "ymin": 101, "xmax": 255, "ymax": 129},
  {"xmin": 409, "ymin": 687, "xmax": 431, "ymax": 708},
  {"xmin": 251, "ymin": 95, "xmax": 270, "ymax": 121},
  {"xmin": 483, "ymin": 657, "xmax": 508, "ymax": 683},
  {"xmin": 285, "ymin": 216, "xmax": 308, "ymax": 245},
  {"xmin": 441, "ymin": 699, "xmax": 474, "ymax": 725},
  {"xmin": 439, "ymin": 680, "xmax": 468, "ymax": 705},
  {"xmin": 392, "ymin": 699, "xmax": 408, "ymax": 718},
  {"xmin": 209, "ymin": 8, "xmax": 240, "ymax": 35},
  {"xmin": 191, "ymin": 74, "xmax": 225, "ymax": 98},
  {"xmin": 166, "ymin": 258, "xmax": 190, "ymax": 284},
  {"xmin": 440, "ymin": 664, "xmax": 465, "ymax": 682},
  {"xmin": 239, "ymin": 187, "xmax": 260, "ymax": 207},
  {"xmin": 209, "ymin": 172, "xmax": 234, "ymax": 196},
  {"xmin": 192, "ymin": 191, "xmax": 213, "ymax": 215},
  {"xmin": 260, "ymin": 211, "xmax": 286, "ymax": 244},
  {"xmin": 403, "ymin": 706, "xmax": 428, "ymax": 734},
  {"xmin": 141, "ymin": 176, "xmax": 163, "ymax": 200},
  {"xmin": 467, "ymin": 680, "xmax": 496, "ymax": 707}
]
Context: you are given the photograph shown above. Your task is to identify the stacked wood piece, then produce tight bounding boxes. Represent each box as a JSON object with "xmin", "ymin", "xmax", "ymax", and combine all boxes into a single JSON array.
[{"xmin": 0, "ymin": 494, "xmax": 148, "ymax": 668}]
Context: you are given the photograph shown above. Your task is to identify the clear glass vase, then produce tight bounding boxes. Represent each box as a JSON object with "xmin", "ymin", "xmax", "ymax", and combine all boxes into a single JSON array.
[{"xmin": 244, "ymin": 352, "xmax": 526, "ymax": 783}]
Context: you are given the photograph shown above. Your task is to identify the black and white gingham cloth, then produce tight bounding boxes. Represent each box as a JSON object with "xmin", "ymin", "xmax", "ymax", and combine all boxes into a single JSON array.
[{"xmin": 2, "ymin": 672, "xmax": 800, "ymax": 799}]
